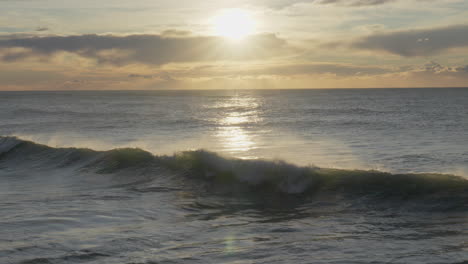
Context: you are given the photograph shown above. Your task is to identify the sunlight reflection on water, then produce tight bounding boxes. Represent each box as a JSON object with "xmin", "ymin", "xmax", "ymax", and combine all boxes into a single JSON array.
[
  {"xmin": 217, "ymin": 126, "xmax": 256, "ymax": 158},
  {"xmin": 215, "ymin": 95, "xmax": 262, "ymax": 159}
]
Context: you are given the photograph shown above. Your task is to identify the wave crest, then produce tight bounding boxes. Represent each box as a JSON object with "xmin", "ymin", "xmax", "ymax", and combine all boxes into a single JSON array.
[{"xmin": 1, "ymin": 136, "xmax": 467, "ymax": 203}]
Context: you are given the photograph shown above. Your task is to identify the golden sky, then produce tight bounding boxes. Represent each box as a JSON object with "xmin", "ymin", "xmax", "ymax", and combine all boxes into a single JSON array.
[{"xmin": 1, "ymin": 0, "xmax": 468, "ymax": 90}]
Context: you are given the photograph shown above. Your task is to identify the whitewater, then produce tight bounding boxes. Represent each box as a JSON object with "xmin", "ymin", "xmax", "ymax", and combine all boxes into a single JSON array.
[{"xmin": 1, "ymin": 88, "xmax": 467, "ymax": 263}]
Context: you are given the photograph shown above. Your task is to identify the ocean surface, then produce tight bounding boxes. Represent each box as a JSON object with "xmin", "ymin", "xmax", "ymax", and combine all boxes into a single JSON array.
[{"xmin": 0, "ymin": 88, "xmax": 467, "ymax": 264}]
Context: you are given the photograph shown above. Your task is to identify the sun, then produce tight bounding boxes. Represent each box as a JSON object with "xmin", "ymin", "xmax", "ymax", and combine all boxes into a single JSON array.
[{"xmin": 212, "ymin": 9, "xmax": 256, "ymax": 40}]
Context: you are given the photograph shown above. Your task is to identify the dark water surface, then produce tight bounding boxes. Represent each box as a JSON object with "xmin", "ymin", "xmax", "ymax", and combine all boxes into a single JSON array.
[{"xmin": 1, "ymin": 88, "xmax": 467, "ymax": 263}]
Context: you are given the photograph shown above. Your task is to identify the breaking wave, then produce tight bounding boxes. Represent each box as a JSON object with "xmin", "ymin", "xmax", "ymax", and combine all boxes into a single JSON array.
[{"xmin": 1, "ymin": 136, "xmax": 467, "ymax": 210}]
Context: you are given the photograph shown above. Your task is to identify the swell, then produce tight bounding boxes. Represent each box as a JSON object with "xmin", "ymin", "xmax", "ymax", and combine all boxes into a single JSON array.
[{"xmin": 1, "ymin": 136, "xmax": 467, "ymax": 207}]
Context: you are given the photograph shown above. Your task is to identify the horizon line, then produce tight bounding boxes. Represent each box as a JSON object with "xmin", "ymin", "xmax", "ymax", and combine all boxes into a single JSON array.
[{"xmin": 1, "ymin": 87, "xmax": 468, "ymax": 92}]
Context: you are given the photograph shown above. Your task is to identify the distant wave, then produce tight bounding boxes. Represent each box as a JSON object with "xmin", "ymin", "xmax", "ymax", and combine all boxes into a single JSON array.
[{"xmin": 1, "ymin": 136, "xmax": 467, "ymax": 210}]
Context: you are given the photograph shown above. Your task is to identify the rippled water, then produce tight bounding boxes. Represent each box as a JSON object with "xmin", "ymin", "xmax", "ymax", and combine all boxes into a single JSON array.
[
  {"xmin": 1, "ymin": 89, "xmax": 468, "ymax": 173},
  {"xmin": 1, "ymin": 89, "xmax": 467, "ymax": 263}
]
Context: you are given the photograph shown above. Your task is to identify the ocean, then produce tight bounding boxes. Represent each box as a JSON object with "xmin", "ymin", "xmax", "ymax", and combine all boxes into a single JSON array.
[{"xmin": 0, "ymin": 88, "xmax": 467, "ymax": 263}]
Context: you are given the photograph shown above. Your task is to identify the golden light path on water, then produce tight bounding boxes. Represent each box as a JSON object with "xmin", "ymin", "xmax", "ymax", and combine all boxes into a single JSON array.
[
  {"xmin": 215, "ymin": 95, "xmax": 262, "ymax": 160},
  {"xmin": 211, "ymin": 95, "xmax": 264, "ymax": 253}
]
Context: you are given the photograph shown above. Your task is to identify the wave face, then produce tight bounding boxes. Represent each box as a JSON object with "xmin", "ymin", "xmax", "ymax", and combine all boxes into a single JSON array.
[{"xmin": 1, "ymin": 136, "xmax": 467, "ymax": 209}]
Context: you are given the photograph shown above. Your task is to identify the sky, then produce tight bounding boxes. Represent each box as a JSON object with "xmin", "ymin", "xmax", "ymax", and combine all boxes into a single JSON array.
[{"xmin": 1, "ymin": 0, "xmax": 468, "ymax": 90}]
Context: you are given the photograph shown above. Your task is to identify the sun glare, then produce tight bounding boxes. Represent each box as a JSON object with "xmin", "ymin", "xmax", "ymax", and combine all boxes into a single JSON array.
[{"xmin": 212, "ymin": 9, "xmax": 256, "ymax": 40}]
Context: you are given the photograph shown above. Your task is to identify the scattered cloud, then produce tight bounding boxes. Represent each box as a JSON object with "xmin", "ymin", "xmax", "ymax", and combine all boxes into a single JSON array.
[
  {"xmin": 320, "ymin": 0, "xmax": 396, "ymax": 7},
  {"xmin": 253, "ymin": 0, "xmax": 396, "ymax": 9},
  {"xmin": 231, "ymin": 63, "xmax": 394, "ymax": 77},
  {"xmin": 352, "ymin": 24, "xmax": 468, "ymax": 56},
  {"xmin": 419, "ymin": 61, "xmax": 468, "ymax": 75},
  {"xmin": 35, "ymin": 27, "xmax": 48, "ymax": 32},
  {"xmin": 134, "ymin": 62, "xmax": 395, "ymax": 80},
  {"xmin": 456, "ymin": 65, "xmax": 468, "ymax": 73},
  {"xmin": 262, "ymin": 63, "xmax": 392, "ymax": 76},
  {"xmin": 128, "ymin": 72, "xmax": 175, "ymax": 81}
]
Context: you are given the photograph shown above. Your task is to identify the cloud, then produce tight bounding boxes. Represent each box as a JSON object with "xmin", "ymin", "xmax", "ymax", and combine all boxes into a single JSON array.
[
  {"xmin": 35, "ymin": 27, "xmax": 48, "ymax": 32},
  {"xmin": 136, "ymin": 61, "xmax": 468, "ymax": 84},
  {"xmin": 320, "ymin": 0, "xmax": 395, "ymax": 7},
  {"xmin": 2, "ymin": 59, "xmax": 468, "ymax": 90},
  {"xmin": 423, "ymin": 61, "xmax": 446, "ymax": 73},
  {"xmin": 352, "ymin": 24, "xmax": 468, "ymax": 56},
  {"xmin": 120, "ymin": 61, "xmax": 468, "ymax": 90},
  {"xmin": 456, "ymin": 65, "xmax": 468, "ymax": 73},
  {"xmin": 128, "ymin": 74, "xmax": 155, "ymax": 79},
  {"xmin": 254, "ymin": 0, "xmax": 396, "ymax": 9},
  {"xmin": 0, "ymin": 33, "xmax": 292, "ymax": 65},
  {"xmin": 419, "ymin": 61, "xmax": 468, "ymax": 75},
  {"xmin": 128, "ymin": 72, "xmax": 175, "ymax": 81},
  {"xmin": 157, "ymin": 62, "xmax": 394, "ymax": 79},
  {"xmin": 247, "ymin": 63, "xmax": 393, "ymax": 76}
]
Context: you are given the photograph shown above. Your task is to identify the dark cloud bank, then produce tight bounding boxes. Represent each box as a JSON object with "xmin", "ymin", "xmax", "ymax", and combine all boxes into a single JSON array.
[
  {"xmin": 1, "ymin": 24, "xmax": 468, "ymax": 80},
  {"xmin": 3, "ymin": 23, "xmax": 467, "ymax": 67},
  {"xmin": 0, "ymin": 33, "xmax": 290, "ymax": 65},
  {"xmin": 353, "ymin": 24, "xmax": 468, "ymax": 56}
]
